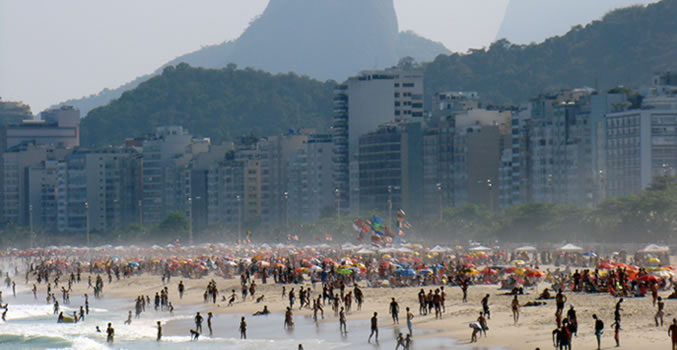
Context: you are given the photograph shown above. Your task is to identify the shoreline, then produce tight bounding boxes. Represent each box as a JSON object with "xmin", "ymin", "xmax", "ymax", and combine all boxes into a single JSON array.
[{"xmin": 90, "ymin": 272, "xmax": 674, "ymax": 349}]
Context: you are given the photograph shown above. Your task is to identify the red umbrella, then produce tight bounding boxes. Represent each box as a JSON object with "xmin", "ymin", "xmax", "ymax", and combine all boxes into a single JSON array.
[
  {"xmin": 480, "ymin": 267, "xmax": 497, "ymax": 276},
  {"xmin": 597, "ymin": 263, "xmax": 615, "ymax": 270},
  {"xmin": 638, "ymin": 274, "xmax": 661, "ymax": 282},
  {"xmin": 503, "ymin": 266, "xmax": 517, "ymax": 274},
  {"xmin": 526, "ymin": 270, "xmax": 546, "ymax": 278}
]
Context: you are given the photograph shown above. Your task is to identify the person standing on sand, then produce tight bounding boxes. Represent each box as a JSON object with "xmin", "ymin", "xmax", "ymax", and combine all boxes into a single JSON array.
[
  {"xmin": 368, "ymin": 312, "xmax": 379, "ymax": 343},
  {"xmin": 406, "ymin": 307, "xmax": 414, "ymax": 335},
  {"xmin": 481, "ymin": 294, "xmax": 490, "ymax": 320},
  {"xmin": 669, "ymin": 318, "xmax": 677, "ymax": 350},
  {"xmin": 592, "ymin": 314, "xmax": 604, "ymax": 350},
  {"xmin": 239, "ymin": 316, "xmax": 247, "ymax": 339},
  {"xmin": 656, "ymin": 296, "xmax": 665, "ymax": 327},
  {"xmin": 178, "ymin": 281, "xmax": 184, "ymax": 299},
  {"xmin": 477, "ymin": 312, "xmax": 488, "ymax": 337},
  {"xmin": 156, "ymin": 321, "xmax": 162, "ymax": 341},
  {"xmin": 511, "ymin": 295, "xmax": 520, "ymax": 324},
  {"xmin": 390, "ymin": 298, "xmax": 399, "ymax": 324},
  {"xmin": 461, "ymin": 280, "xmax": 469, "ymax": 303}
]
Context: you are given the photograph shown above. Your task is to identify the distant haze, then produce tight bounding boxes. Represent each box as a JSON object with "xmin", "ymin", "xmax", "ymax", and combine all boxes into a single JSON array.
[
  {"xmin": 497, "ymin": 0, "xmax": 659, "ymax": 44},
  {"xmin": 0, "ymin": 0, "xmax": 653, "ymax": 113}
]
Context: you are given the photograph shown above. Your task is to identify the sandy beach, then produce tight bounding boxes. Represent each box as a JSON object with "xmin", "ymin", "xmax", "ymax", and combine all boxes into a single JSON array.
[{"xmin": 61, "ymin": 271, "xmax": 672, "ymax": 350}]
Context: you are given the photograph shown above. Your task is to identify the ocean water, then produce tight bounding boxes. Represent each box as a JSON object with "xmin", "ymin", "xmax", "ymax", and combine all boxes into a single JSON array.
[{"xmin": 0, "ymin": 283, "xmax": 503, "ymax": 350}]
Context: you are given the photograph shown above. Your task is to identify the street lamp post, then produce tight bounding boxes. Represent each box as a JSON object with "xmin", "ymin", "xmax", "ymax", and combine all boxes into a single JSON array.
[
  {"xmin": 487, "ymin": 179, "xmax": 493, "ymax": 211},
  {"xmin": 236, "ymin": 195, "xmax": 242, "ymax": 244},
  {"xmin": 283, "ymin": 192, "xmax": 289, "ymax": 232},
  {"xmin": 335, "ymin": 188, "xmax": 340, "ymax": 224},
  {"xmin": 138, "ymin": 199, "xmax": 143, "ymax": 226},
  {"xmin": 85, "ymin": 201, "xmax": 90, "ymax": 247},
  {"xmin": 188, "ymin": 197, "xmax": 193, "ymax": 245},
  {"xmin": 29, "ymin": 204, "xmax": 34, "ymax": 248},
  {"xmin": 436, "ymin": 183, "xmax": 442, "ymax": 221}
]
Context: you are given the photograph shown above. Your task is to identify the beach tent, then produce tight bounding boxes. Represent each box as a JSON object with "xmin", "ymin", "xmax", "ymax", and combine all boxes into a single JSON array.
[
  {"xmin": 341, "ymin": 242, "xmax": 357, "ymax": 250},
  {"xmin": 396, "ymin": 247, "xmax": 414, "ymax": 253},
  {"xmin": 469, "ymin": 246, "xmax": 491, "ymax": 252},
  {"xmin": 558, "ymin": 243, "xmax": 583, "ymax": 252},
  {"xmin": 515, "ymin": 246, "xmax": 536, "ymax": 252},
  {"xmin": 639, "ymin": 244, "xmax": 670, "ymax": 253},
  {"xmin": 355, "ymin": 248, "xmax": 376, "ymax": 255}
]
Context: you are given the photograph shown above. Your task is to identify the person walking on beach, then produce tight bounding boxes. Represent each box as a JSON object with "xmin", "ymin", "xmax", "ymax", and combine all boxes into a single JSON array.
[
  {"xmin": 592, "ymin": 314, "xmax": 604, "ymax": 350},
  {"xmin": 668, "ymin": 318, "xmax": 677, "ymax": 350},
  {"xmin": 239, "ymin": 316, "xmax": 247, "ymax": 339},
  {"xmin": 614, "ymin": 298, "xmax": 623, "ymax": 325},
  {"xmin": 566, "ymin": 305, "xmax": 577, "ymax": 337},
  {"xmin": 178, "ymin": 281, "xmax": 184, "ymax": 299},
  {"xmin": 656, "ymin": 297, "xmax": 665, "ymax": 327},
  {"xmin": 156, "ymin": 321, "xmax": 162, "ymax": 341},
  {"xmin": 395, "ymin": 332, "xmax": 406, "ymax": 350},
  {"xmin": 610, "ymin": 319, "xmax": 620, "ymax": 347},
  {"xmin": 368, "ymin": 312, "xmax": 379, "ymax": 343},
  {"xmin": 106, "ymin": 322, "xmax": 115, "ymax": 343},
  {"xmin": 461, "ymin": 280, "xmax": 469, "ymax": 303},
  {"xmin": 284, "ymin": 307, "xmax": 294, "ymax": 329},
  {"xmin": 207, "ymin": 312, "xmax": 213, "ymax": 336},
  {"xmin": 556, "ymin": 289, "xmax": 567, "ymax": 314},
  {"xmin": 339, "ymin": 307, "xmax": 347, "ymax": 334},
  {"xmin": 477, "ymin": 312, "xmax": 488, "ymax": 337},
  {"xmin": 511, "ymin": 295, "xmax": 520, "ymax": 324},
  {"xmin": 194, "ymin": 312, "xmax": 203, "ymax": 333},
  {"xmin": 390, "ymin": 298, "xmax": 400, "ymax": 324},
  {"xmin": 481, "ymin": 294, "xmax": 490, "ymax": 320},
  {"xmin": 406, "ymin": 307, "xmax": 414, "ymax": 335}
]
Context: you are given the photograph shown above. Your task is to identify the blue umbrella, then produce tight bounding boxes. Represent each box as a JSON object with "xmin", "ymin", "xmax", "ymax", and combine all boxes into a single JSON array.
[
  {"xmin": 582, "ymin": 251, "xmax": 597, "ymax": 258},
  {"xmin": 400, "ymin": 269, "xmax": 416, "ymax": 277},
  {"xmin": 128, "ymin": 261, "xmax": 139, "ymax": 267}
]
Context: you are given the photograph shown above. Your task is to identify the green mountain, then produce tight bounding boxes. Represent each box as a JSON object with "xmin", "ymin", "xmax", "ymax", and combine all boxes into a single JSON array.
[
  {"xmin": 80, "ymin": 64, "xmax": 335, "ymax": 146},
  {"xmin": 424, "ymin": 0, "xmax": 677, "ymax": 105},
  {"xmin": 82, "ymin": 0, "xmax": 677, "ymax": 147},
  {"xmin": 56, "ymin": 0, "xmax": 449, "ymax": 117}
]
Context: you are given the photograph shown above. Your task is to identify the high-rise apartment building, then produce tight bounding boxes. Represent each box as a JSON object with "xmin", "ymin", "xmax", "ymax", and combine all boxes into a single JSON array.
[{"xmin": 333, "ymin": 68, "xmax": 424, "ymax": 215}]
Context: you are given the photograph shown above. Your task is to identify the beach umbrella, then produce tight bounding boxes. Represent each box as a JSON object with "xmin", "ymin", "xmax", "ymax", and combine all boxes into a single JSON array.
[
  {"xmin": 638, "ymin": 274, "xmax": 661, "ymax": 282},
  {"xmin": 664, "ymin": 265, "xmax": 676, "ymax": 271},
  {"xmin": 582, "ymin": 251, "xmax": 597, "ymax": 258},
  {"xmin": 310, "ymin": 265, "xmax": 323, "ymax": 272},
  {"xmin": 480, "ymin": 267, "xmax": 497, "ymax": 276},
  {"xmin": 647, "ymin": 257, "xmax": 661, "ymax": 264},
  {"xmin": 419, "ymin": 269, "xmax": 433, "ymax": 275},
  {"xmin": 597, "ymin": 263, "xmax": 615, "ymax": 270},
  {"xmin": 503, "ymin": 266, "xmax": 517, "ymax": 274},
  {"xmin": 526, "ymin": 270, "xmax": 546, "ymax": 278},
  {"xmin": 511, "ymin": 260, "xmax": 526, "ymax": 266},
  {"xmin": 356, "ymin": 248, "xmax": 376, "ymax": 255},
  {"xmin": 337, "ymin": 268, "xmax": 353, "ymax": 275},
  {"xmin": 127, "ymin": 261, "xmax": 139, "ymax": 267},
  {"xmin": 399, "ymin": 269, "xmax": 416, "ymax": 277}
]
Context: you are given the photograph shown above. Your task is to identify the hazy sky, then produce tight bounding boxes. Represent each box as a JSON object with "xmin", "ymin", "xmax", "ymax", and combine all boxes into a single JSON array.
[{"xmin": 0, "ymin": 0, "xmax": 512, "ymax": 113}]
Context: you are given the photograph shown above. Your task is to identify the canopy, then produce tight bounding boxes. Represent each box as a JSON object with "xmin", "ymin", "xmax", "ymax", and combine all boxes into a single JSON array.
[
  {"xmin": 639, "ymin": 244, "xmax": 670, "ymax": 253},
  {"xmin": 469, "ymin": 246, "xmax": 491, "ymax": 252},
  {"xmin": 558, "ymin": 243, "xmax": 583, "ymax": 252},
  {"xmin": 515, "ymin": 246, "xmax": 536, "ymax": 252},
  {"xmin": 355, "ymin": 248, "xmax": 376, "ymax": 255},
  {"xmin": 430, "ymin": 246, "xmax": 449, "ymax": 253}
]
